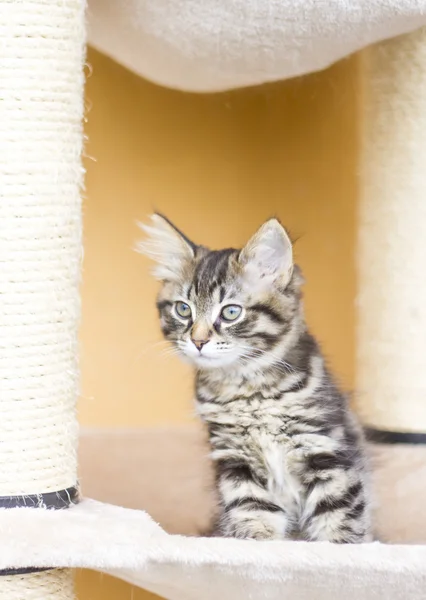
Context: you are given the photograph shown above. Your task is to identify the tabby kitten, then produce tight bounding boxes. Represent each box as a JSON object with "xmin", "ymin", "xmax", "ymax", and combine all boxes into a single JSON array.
[{"xmin": 139, "ymin": 214, "xmax": 371, "ymax": 543}]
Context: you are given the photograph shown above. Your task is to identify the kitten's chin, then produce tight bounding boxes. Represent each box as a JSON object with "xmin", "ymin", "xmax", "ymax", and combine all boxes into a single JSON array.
[
  {"xmin": 183, "ymin": 352, "xmax": 240, "ymax": 370},
  {"xmin": 196, "ymin": 356, "xmax": 238, "ymax": 369}
]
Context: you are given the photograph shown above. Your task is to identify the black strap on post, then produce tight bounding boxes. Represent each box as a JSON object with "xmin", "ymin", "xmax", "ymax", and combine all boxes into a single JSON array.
[
  {"xmin": 0, "ymin": 485, "xmax": 79, "ymax": 576},
  {"xmin": 365, "ymin": 427, "xmax": 426, "ymax": 445}
]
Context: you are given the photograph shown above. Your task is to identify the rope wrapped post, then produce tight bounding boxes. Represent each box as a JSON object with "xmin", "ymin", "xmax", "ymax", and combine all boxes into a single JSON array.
[
  {"xmin": 357, "ymin": 27, "xmax": 426, "ymax": 439},
  {"xmin": 357, "ymin": 28, "xmax": 426, "ymax": 541},
  {"xmin": 0, "ymin": 0, "xmax": 86, "ymax": 597}
]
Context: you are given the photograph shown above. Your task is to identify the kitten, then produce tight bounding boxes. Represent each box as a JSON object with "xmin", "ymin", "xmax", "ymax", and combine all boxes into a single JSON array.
[{"xmin": 138, "ymin": 214, "xmax": 371, "ymax": 543}]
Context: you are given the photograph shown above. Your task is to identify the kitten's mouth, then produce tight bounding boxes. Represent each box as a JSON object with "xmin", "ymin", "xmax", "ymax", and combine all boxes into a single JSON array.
[{"xmin": 176, "ymin": 343, "xmax": 239, "ymax": 368}]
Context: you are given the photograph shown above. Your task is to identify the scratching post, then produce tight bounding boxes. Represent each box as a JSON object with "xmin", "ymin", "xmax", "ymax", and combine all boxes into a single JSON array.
[
  {"xmin": 0, "ymin": 571, "xmax": 74, "ymax": 600},
  {"xmin": 357, "ymin": 28, "xmax": 426, "ymax": 439},
  {"xmin": 0, "ymin": 0, "xmax": 85, "ymax": 597},
  {"xmin": 358, "ymin": 28, "xmax": 426, "ymax": 542}
]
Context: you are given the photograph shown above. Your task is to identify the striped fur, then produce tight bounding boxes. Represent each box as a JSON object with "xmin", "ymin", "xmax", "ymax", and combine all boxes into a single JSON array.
[{"xmin": 139, "ymin": 215, "xmax": 372, "ymax": 543}]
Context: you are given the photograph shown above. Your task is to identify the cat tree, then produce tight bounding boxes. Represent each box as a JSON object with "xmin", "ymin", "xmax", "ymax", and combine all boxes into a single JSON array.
[
  {"xmin": 1, "ymin": 1, "xmax": 426, "ymax": 599},
  {"xmin": 0, "ymin": 0, "xmax": 84, "ymax": 597}
]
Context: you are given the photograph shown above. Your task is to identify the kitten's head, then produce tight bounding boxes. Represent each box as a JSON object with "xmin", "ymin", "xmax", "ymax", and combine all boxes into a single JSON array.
[{"xmin": 138, "ymin": 214, "xmax": 303, "ymax": 370}]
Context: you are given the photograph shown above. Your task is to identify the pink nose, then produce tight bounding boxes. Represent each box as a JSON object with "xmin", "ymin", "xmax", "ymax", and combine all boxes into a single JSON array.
[{"xmin": 192, "ymin": 339, "xmax": 209, "ymax": 351}]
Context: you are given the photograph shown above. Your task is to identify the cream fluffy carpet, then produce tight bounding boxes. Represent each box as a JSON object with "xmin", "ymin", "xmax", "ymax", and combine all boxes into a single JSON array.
[
  {"xmin": 87, "ymin": 0, "xmax": 426, "ymax": 91},
  {"xmin": 1, "ymin": 500, "xmax": 426, "ymax": 600}
]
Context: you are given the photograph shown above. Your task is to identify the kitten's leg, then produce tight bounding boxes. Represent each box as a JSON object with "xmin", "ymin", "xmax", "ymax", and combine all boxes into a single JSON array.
[
  {"xmin": 301, "ymin": 458, "xmax": 370, "ymax": 543},
  {"xmin": 215, "ymin": 458, "xmax": 288, "ymax": 540}
]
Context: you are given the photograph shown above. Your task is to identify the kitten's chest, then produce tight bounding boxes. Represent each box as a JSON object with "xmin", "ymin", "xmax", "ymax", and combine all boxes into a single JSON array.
[
  {"xmin": 196, "ymin": 377, "xmax": 300, "ymax": 435},
  {"xmin": 257, "ymin": 434, "xmax": 303, "ymax": 505}
]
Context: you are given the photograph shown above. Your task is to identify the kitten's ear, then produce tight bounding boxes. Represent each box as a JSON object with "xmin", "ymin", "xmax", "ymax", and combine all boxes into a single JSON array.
[
  {"xmin": 239, "ymin": 219, "xmax": 293, "ymax": 286},
  {"xmin": 136, "ymin": 213, "xmax": 196, "ymax": 281}
]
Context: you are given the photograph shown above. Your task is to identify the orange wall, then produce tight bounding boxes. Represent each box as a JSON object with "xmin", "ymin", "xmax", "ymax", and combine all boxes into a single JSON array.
[{"xmin": 77, "ymin": 47, "xmax": 359, "ymax": 598}]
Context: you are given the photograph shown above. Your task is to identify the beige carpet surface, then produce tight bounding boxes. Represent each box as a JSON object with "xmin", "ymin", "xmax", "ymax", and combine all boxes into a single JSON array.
[
  {"xmin": 87, "ymin": 1, "xmax": 426, "ymax": 91},
  {"xmin": 0, "ymin": 499, "xmax": 425, "ymax": 600}
]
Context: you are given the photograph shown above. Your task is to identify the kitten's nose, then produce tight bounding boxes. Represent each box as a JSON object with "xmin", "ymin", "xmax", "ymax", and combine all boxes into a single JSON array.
[{"xmin": 192, "ymin": 339, "xmax": 209, "ymax": 352}]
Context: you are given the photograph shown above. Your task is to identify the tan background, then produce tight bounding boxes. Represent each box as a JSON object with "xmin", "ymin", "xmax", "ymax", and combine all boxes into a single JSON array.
[{"xmin": 76, "ymin": 47, "xmax": 359, "ymax": 599}]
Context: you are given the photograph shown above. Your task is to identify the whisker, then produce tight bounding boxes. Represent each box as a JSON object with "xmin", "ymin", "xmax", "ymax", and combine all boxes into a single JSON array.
[
  {"xmin": 237, "ymin": 344, "xmax": 297, "ymax": 375},
  {"xmin": 158, "ymin": 346, "xmax": 181, "ymax": 358},
  {"xmin": 131, "ymin": 339, "xmax": 170, "ymax": 360}
]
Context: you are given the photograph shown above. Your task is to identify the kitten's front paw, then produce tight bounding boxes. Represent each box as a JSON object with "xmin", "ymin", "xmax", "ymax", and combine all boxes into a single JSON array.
[{"xmin": 220, "ymin": 514, "xmax": 285, "ymax": 541}]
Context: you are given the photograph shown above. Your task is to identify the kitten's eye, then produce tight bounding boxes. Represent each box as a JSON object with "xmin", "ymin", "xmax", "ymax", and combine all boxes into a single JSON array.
[
  {"xmin": 175, "ymin": 301, "xmax": 192, "ymax": 319},
  {"xmin": 221, "ymin": 304, "xmax": 242, "ymax": 322}
]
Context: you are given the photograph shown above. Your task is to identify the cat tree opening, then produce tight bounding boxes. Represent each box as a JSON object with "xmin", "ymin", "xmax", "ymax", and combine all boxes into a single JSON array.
[{"xmin": 1, "ymin": 0, "xmax": 426, "ymax": 598}]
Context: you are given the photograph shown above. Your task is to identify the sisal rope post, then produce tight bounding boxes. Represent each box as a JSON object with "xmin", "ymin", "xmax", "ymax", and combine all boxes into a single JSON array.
[
  {"xmin": 0, "ymin": 0, "xmax": 86, "ymax": 597},
  {"xmin": 357, "ymin": 27, "xmax": 426, "ymax": 438}
]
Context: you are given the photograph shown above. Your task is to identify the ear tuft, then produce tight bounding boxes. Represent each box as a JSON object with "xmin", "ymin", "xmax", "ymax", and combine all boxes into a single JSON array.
[
  {"xmin": 136, "ymin": 214, "xmax": 195, "ymax": 281},
  {"xmin": 239, "ymin": 219, "xmax": 293, "ymax": 286}
]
